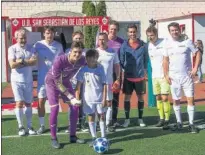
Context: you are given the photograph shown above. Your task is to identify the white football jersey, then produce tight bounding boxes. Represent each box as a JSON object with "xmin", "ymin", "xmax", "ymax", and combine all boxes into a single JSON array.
[
  {"xmin": 148, "ymin": 38, "xmax": 166, "ymax": 78},
  {"xmin": 97, "ymin": 47, "xmax": 120, "ymax": 84},
  {"xmin": 163, "ymin": 38, "xmax": 198, "ymax": 77}
]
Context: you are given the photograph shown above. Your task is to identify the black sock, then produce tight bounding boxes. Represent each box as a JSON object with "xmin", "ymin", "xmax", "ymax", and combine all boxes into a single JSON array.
[
  {"xmin": 124, "ymin": 101, "xmax": 130, "ymax": 119},
  {"xmin": 138, "ymin": 101, "xmax": 144, "ymax": 119}
]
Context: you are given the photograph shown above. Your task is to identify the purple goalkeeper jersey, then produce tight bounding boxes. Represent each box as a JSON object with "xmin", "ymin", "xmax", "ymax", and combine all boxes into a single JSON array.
[
  {"xmin": 45, "ymin": 54, "xmax": 86, "ymax": 93},
  {"xmin": 108, "ymin": 37, "xmax": 124, "ymax": 54}
]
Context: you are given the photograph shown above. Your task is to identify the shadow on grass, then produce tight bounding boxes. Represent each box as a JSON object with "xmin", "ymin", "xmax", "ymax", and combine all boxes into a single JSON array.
[
  {"xmin": 105, "ymin": 148, "xmax": 123, "ymax": 154},
  {"xmin": 116, "ymin": 111, "xmax": 205, "ymax": 127}
]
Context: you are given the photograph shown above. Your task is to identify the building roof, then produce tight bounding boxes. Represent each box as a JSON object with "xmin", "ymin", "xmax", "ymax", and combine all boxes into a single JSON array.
[{"xmin": 157, "ymin": 13, "xmax": 205, "ymax": 22}]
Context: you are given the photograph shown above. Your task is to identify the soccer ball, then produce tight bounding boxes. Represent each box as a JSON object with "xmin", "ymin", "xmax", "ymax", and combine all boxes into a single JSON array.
[{"xmin": 93, "ymin": 137, "xmax": 110, "ymax": 154}]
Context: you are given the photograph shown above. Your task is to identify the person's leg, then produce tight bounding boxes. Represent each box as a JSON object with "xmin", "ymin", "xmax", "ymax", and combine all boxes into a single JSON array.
[
  {"xmin": 105, "ymin": 85, "xmax": 113, "ymax": 125},
  {"xmin": 122, "ymin": 78, "xmax": 133, "ymax": 128},
  {"xmin": 112, "ymin": 92, "xmax": 119, "ymax": 125},
  {"xmin": 11, "ymin": 82, "xmax": 26, "ymax": 136},
  {"xmin": 88, "ymin": 114, "xmax": 97, "ymax": 139},
  {"xmin": 156, "ymin": 95, "xmax": 164, "ymax": 127},
  {"xmin": 161, "ymin": 78, "xmax": 171, "ymax": 129},
  {"xmin": 161, "ymin": 95, "xmax": 170, "ymax": 130},
  {"xmin": 170, "ymin": 77, "xmax": 183, "ymax": 131},
  {"xmin": 183, "ymin": 76, "xmax": 198, "ymax": 133},
  {"xmin": 37, "ymin": 85, "xmax": 47, "ymax": 134},
  {"xmin": 198, "ymin": 64, "xmax": 203, "ymax": 82},
  {"xmin": 46, "ymin": 83, "xmax": 60, "ymax": 149},
  {"xmin": 97, "ymin": 104, "xmax": 106, "ymax": 138},
  {"xmin": 24, "ymin": 82, "xmax": 36, "ymax": 135},
  {"xmin": 135, "ymin": 80, "xmax": 146, "ymax": 127},
  {"xmin": 69, "ymin": 104, "xmax": 85, "ymax": 143},
  {"xmin": 152, "ymin": 78, "xmax": 164, "ymax": 126},
  {"xmin": 112, "ymin": 72, "xmax": 120, "ymax": 126}
]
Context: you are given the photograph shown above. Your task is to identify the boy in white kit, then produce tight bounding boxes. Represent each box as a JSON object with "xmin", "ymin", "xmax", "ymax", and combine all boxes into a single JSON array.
[
  {"xmin": 8, "ymin": 29, "xmax": 37, "ymax": 136},
  {"xmin": 34, "ymin": 26, "xmax": 64, "ymax": 134},
  {"xmin": 76, "ymin": 49, "xmax": 107, "ymax": 147},
  {"xmin": 163, "ymin": 22, "xmax": 201, "ymax": 133},
  {"xmin": 96, "ymin": 33, "xmax": 121, "ymax": 132}
]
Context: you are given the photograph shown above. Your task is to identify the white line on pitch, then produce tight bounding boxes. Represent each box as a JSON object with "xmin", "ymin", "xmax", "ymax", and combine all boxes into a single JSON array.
[{"xmin": 2, "ymin": 126, "xmax": 160, "ymax": 139}]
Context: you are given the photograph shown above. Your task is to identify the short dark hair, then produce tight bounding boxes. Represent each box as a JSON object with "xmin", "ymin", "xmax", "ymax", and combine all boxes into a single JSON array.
[
  {"xmin": 86, "ymin": 49, "xmax": 99, "ymax": 58},
  {"xmin": 109, "ymin": 20, "xmax": 119, "ymax": 30},
  {"xmin": 71, "ymin": 41, "xmax": 84, "ymax": 49},
  {"xmin": 127, "ymin": 24, "xmax": 138, "ymax": 31},
  {"xmin": 43, "ymin": 26, "xmax": 55, "ymax": 33},
  {"xmin": 98, "ymin": 32, "xmax": 108, "ymax": 38},
  {"xmin": 146, "ymin": 26, "xmax": 158, "ymax": 35},
  {"xmin": 168, "ymin": 22, "xmax": 180, "ymax": 31},
  {"xmin": 72, "ymin": 30, "xmax": 84, "ymax": 38}
]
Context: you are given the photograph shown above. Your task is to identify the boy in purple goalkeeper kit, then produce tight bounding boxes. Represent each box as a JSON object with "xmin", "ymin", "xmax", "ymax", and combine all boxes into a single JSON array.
[{"xmin": 45, "ymin": 42, "xmax": 86, "ymax": 149}]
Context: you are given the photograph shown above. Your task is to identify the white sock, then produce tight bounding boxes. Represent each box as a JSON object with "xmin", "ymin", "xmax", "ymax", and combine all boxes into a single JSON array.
[
  {"xmin": 24, "ymin": 106, "xmax": 32, "ymax": 128},
  {"xmin": 100, "ymin": 121, "xmax": 106, "ymax": 138},
  {"xmin": 15, "ymin": 108, "xmax": 24, "ymax": 128},
  {"xmin": 39, "ymin": 117, "xmax": 45, "ymax": 126},
  {"xmin": 173, "ymin": 105, "xmax": 182, "ymax": 123},
  {"xmin": 106, "ymin": 107, "xmax": 112, "ymax": 126},
  {"xmin": 187, "ymin": 105, "xmax": 195, "ymax": 125},
  {"xmin": 88, "ymin": 122, "xmax": 97, "ymax": 138}
]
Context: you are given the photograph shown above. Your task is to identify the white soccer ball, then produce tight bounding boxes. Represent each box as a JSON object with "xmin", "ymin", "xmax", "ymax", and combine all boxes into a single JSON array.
[{"xmin": 93, "ymin": 137, "xmax": 110, "ymax": 154}]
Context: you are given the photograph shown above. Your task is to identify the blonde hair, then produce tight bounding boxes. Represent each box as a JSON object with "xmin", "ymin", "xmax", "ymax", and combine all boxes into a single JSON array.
[{"xmin": 15, "ymin": 28, "xmax": 26, "ymax": 39}]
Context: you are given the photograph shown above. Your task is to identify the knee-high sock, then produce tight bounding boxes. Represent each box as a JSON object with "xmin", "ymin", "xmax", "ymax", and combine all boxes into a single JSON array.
[
  {"xmin": 50, "ymin": 105, "xmax": 59, "ymax": 140},
  {"xmin": 15, "ymin": 108, "xmax": 24, "ymax": 128},
  {"xmin": 112, "ymin": 93, "xmax": 119, "ymax": 122},
  {"xmin": 163, "ymin": 101, "xmax": 171, "ymax": 121},
  {"xmin": 69, "ymin": 105, "xmax": 79, "ymax": 136},
  {"xmin": 124, "ymin": 101, "xmax": 130, "ymax": 119},
  {"xmin": 24, "ymin": 106, "xmax": 32, "ymax": 128},
  {"xmin": 157, "ymin": 100, "xmax": 164, "ymax": 120},
  {"xmin": 100, "ymin": 121, "xmax": 106, "ymax": 138},
  {"xmin": 106, "ymin": 107, "xmax": 112, "ymax": 126},
  {"xmin": 89, "ymin": 122, "xmax": 97, "ymax": 138},
  {"xmin": 187, "ymin": 105, "xmax": 195, "ymax": 125},
  {"xmin": 173, "ymin": 105, "xmax": 182, "ymax": 123},
  {"xmin": 138, "ymin": 101, "xmax": 144, "ymax": 119}
]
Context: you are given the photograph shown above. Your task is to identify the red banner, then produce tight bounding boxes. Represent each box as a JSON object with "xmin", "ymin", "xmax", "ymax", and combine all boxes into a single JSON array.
[
  {"xmin": 11, "ymin": 16, "xmax": 109, "ymax": 44},
  {"xmin": 11, "ymin": 16, "xmax": 109, "ymax": 27}
]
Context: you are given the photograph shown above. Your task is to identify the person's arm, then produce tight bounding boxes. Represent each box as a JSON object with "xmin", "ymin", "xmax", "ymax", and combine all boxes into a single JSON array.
[
  {"xmin": 100, "ymin": 66, "xmax": 107, "ymax": 107},
  {"xmin": 52, "ymin": 56, "xmax": 73, "ymax": 98},
  {"xmin": 144, "ymin": 43, "xmax": 149, "ymax": 79},
  {"xmin": 113, "ymin": 51, "xmax": 121, "ymax": 80},
  {"xmin": 8, "ymin": 47, "xmax": 24, "ymax": 69},
  {"xmin": 75, "ymin": 81, "xmax": 82, "ymax": 100},
  {"xmin": 9, "ymin": 59, "xmax": 24, "ymax": 69},
  {"xmin": 191, "ymin": 51, "xmax": 201, "ymax": 76},
  {"xmin": 187, "ymin": 40, "xmax": 202, "ymax": 77},
  {"xmin": 75, "ymin": 68, "xmax": 84, "ymax": 100},
  {"xmin": 102, "ymin": 84, "xmax": 107, "ymax": 108},
  {"xmin": 24, "ymin": 48, "xmax": 38, "ymax": 66},
  {"xmin": 119, "ymin": 44, "xmax": 125, "ymax": 69},
  {"xmin": 163, "ymin": 56, "xmax": 171, "ymax": 84}
]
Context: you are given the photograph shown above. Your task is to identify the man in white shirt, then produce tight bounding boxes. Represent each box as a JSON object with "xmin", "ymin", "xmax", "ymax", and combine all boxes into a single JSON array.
[
  {"xmin": 163, "ymin": 22, "xmax": 201, "ymax": 133},
  {"xmin": 8, "ymin": 28, "xmax": 37, "ymax": 136},
  {"xmin": 34, "ymin": 26, "xmax": 64, "ymax": 134},
  {"xmin": 96, "ymin": 33, "xmax": 121, "ymax": 132},
  {"xmin": 146, "ymin": 26, "xmax": 171, "ymax": 130}
]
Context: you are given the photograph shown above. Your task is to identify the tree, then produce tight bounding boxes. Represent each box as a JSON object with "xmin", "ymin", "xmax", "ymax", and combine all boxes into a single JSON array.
[
  {"xmin": 96, "ymin": 1, "xmax": 107, "ymax": 16},
  {"xmin": 93, "ymin": 1, "xmax": 107, "ymax": 45},
  {"xmin": 83, "ymin": 1, "xmax": 96, "ymax": 48},
  {"xmin": 82, "ymin": 0, "xmax": 107, "ymax": 48}
]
